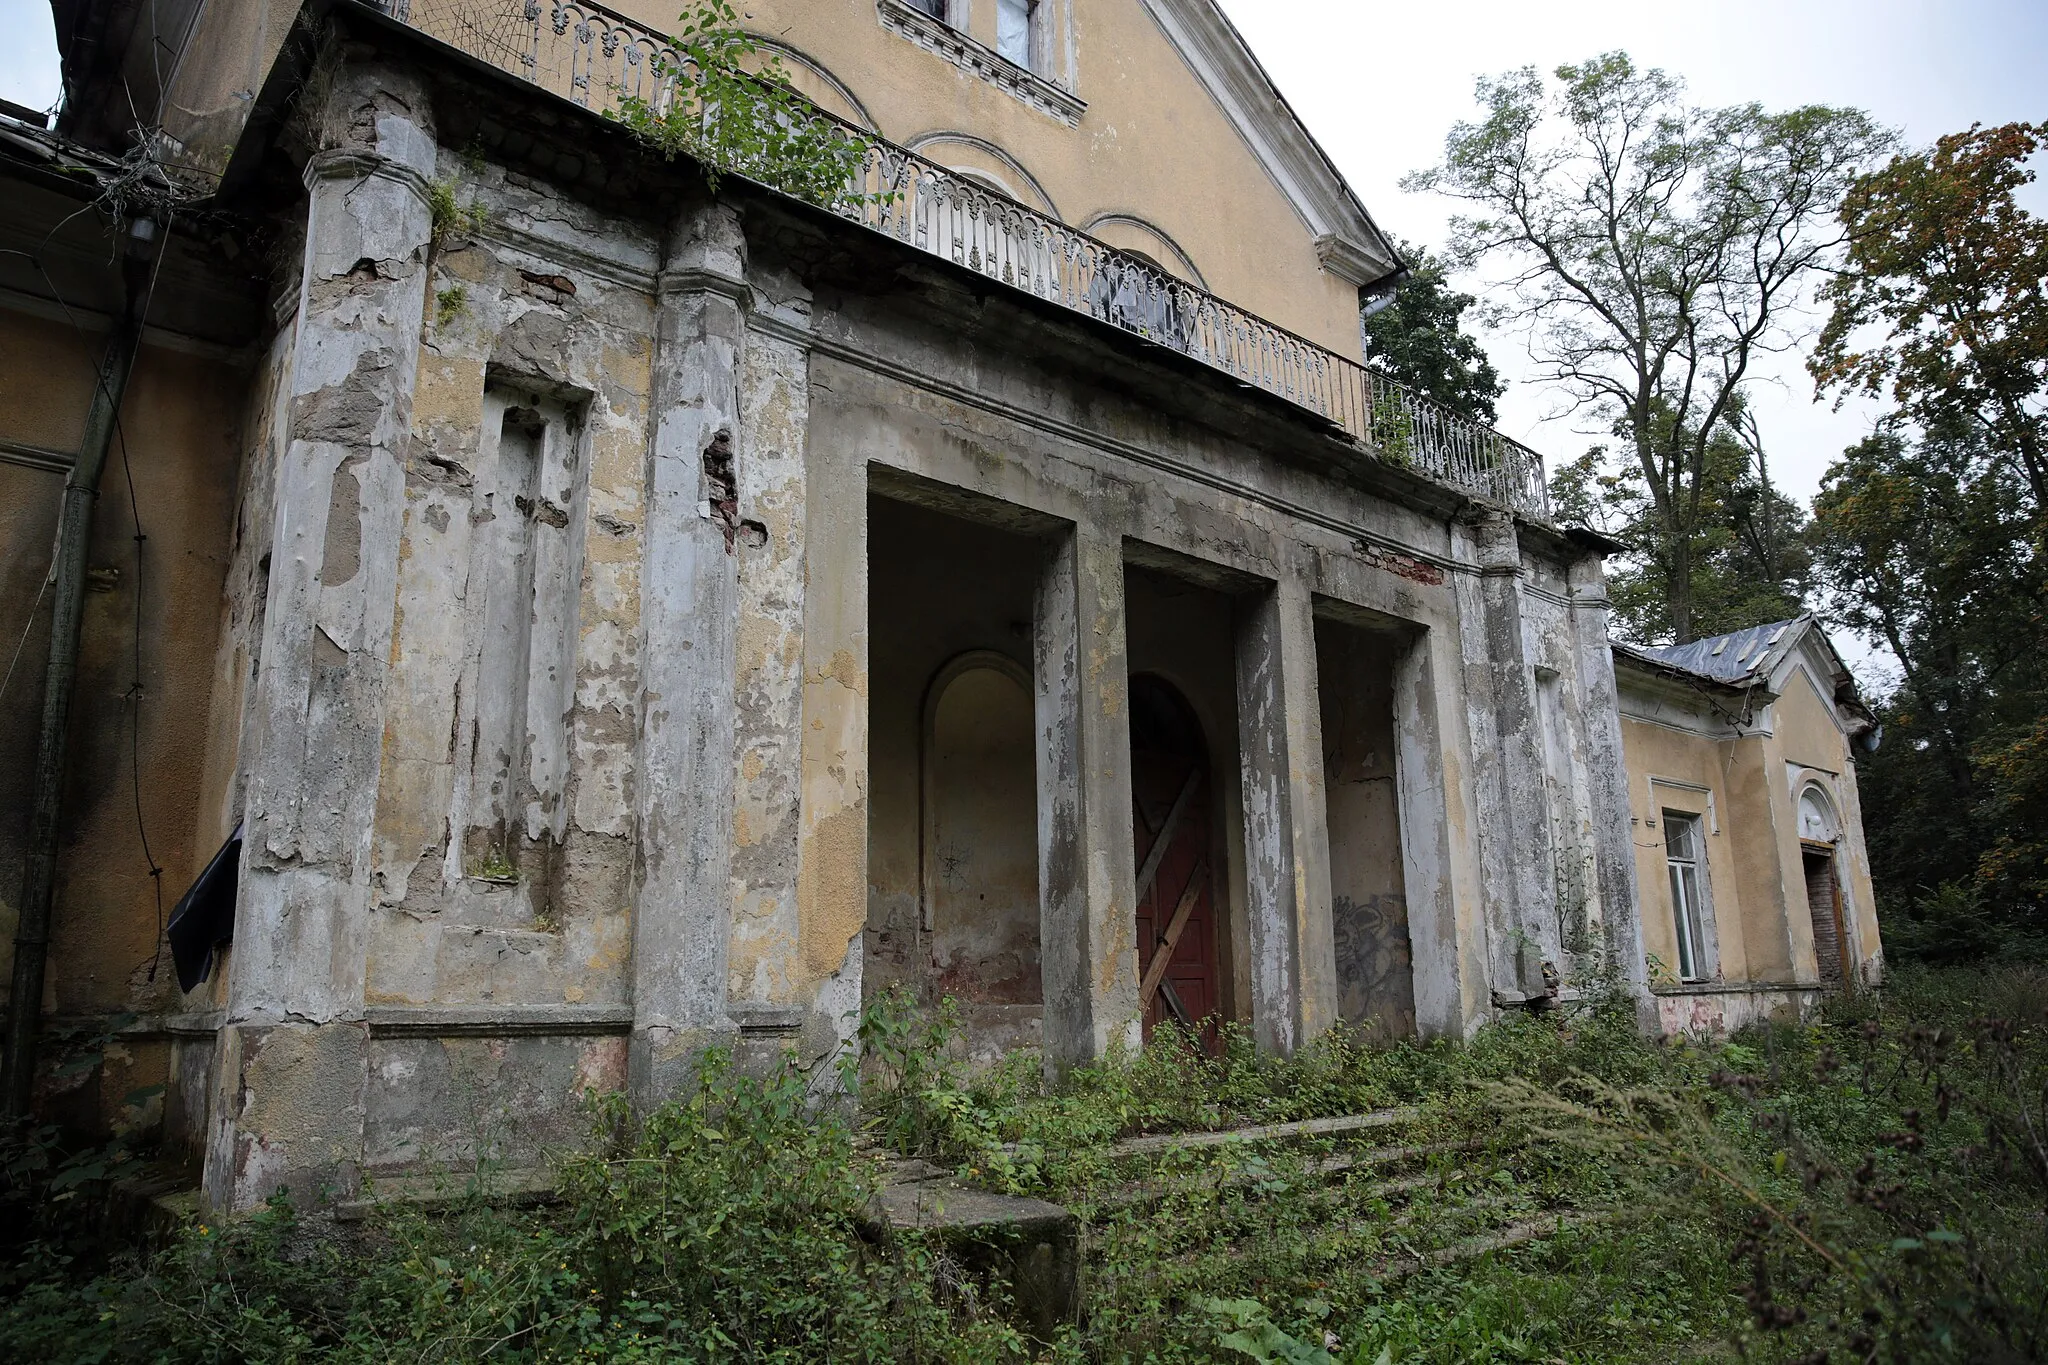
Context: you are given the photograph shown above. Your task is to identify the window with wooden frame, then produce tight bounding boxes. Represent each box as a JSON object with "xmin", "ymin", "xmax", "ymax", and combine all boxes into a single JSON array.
[
  {"xmin": 1663, "ymin": 811, "xmax": 1711, "ymax": 983},
  {"xmin": 906, "ymin": 0, "xmax": 948, "ymax": 20}
]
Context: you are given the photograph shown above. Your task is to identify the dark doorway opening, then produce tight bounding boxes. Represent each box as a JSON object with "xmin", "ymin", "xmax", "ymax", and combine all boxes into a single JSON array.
[
  {"xmin": 1803, "ymin": 846, "xmax": 1848, "ymax": 987},
  {"xmin": 1129, "ymin": 673, "xmax": 1221, "ymax": 1052}
]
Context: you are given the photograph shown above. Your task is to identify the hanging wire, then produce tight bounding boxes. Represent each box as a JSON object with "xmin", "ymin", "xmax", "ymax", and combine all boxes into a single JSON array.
[
  {"xmin": 116, "ymin": 238, "xmax": 171, "ymax": 983},
  {"xmin": 116, "ymin": 415, "xmax": 166, "ymax": 983},
  {"xmin": 0, "ymin": 575, "xmax": 53, "ymax": 709}
]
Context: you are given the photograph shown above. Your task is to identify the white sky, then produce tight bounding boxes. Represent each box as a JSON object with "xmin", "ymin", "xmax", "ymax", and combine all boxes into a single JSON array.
[
  {"xmin": 5, "ymin": 0, "xmax": 2043, "ymax": 678},
  {"xmin": 1219, "ymin": 0, "xmax": 2047, "ymax": 681}
]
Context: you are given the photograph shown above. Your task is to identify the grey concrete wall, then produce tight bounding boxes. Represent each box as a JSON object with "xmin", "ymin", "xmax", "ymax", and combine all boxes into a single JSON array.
[{"xmin": 1035, "ymin": 521, "xmax": 1144, "ymax": 1068}]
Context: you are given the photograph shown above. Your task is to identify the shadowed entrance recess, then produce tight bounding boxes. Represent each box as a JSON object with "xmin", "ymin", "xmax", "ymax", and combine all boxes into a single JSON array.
[{"xmin": 1129, "ymin": 674, "xmax": 1221, "ymax": 1051}]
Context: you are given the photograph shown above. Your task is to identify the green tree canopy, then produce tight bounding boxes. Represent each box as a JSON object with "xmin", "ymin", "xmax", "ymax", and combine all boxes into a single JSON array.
[
  {"xmin": 1807, "ymin": 123, "xmax": 2048, "ymax": 957},
  {"xmin": 1552, "ymin": 397, "xmax": 1812, "ymax": 643},
  {"xmin": 1360, "ymin": 242, "xmax": 1505, "ymax": 425},
  {"xmin": 1812, "ymin": 428, "xmax": 2047, "ymax": 955},
  {"xmin": 1411, "ymin": 52, "xmax": 1892, "ymax": 641},
  {"xmin": 1814, "ymin": 122, "xmax": 2048, "ymax": 517}
]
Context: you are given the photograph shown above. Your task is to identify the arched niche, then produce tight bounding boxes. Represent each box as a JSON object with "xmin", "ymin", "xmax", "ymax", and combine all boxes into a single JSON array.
[
  {"xmin": 904, "ymin": 132, "xmax": 1062, "ymax": 218},
  {"xmin": 1797, "ymin": 784, "xmax": 1840, "ymax": 844},
  {"xmin": 1080, "ymin": 213, "xmax": 1207, "ymax": 288},
  {"xmin": 920, "ymin": 651, "xmax": 1042, "ymax": 1054}
]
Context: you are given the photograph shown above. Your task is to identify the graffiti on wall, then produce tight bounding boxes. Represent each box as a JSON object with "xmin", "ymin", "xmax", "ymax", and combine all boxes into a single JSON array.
[{"xmin": 1334, "ymin": 892, "xmax": 1416, "ymax": 1040}]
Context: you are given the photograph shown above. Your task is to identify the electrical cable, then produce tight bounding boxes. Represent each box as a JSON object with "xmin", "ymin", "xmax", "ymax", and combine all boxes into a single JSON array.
[
  {"xmin": 0, "ymin": 576, "xmax": 52, "ymax": 710},
  {"xmin": 116, "ymin": 415, "xmax": 166, "ymax": 983},
  {"xmin": 114, "ymin": 237, "xmax": 171, "ymax": 983},
  {"xmin": 5, "ymin": 205, "xmax": 173, "ymax": 983}
]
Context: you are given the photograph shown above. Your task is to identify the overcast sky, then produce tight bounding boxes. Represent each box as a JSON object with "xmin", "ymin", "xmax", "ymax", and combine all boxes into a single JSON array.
[
  {"xmin": 4, "ymin": 0, "xmax": 2043, "ymax": 673},
  {"xmin": 1214, "ymin": 0, "xmax": 2044, "ymax": 680}
]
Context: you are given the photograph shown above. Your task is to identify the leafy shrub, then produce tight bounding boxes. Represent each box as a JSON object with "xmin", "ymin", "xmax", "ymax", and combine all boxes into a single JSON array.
[
  {"xmin": 0, "ymin": 1047, "xmax": 1025, "ymax": 1363},
  {"xmin": 611, "ymin": 1, "xmax": 881, "ymax": 211}
]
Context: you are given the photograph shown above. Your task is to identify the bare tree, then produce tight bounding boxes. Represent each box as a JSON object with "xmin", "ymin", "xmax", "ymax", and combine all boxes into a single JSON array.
[{"xmin": 1410, "ymin": 53, "xmax": 1892, "ymax": 641}]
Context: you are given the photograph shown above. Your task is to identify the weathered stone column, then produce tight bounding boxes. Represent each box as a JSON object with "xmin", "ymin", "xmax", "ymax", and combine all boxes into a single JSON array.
[
  {"xmin": 630, "ymin": 196, "xmax": 749, "ymax": 1105},
  {"xmin": 203, "ymin": 61, "xmax": 437, "ymax": 1212},
  {"xmin": 1034, "ymin": 522, "xmax": 1141, "ymax": 1070},
  {"xmin": 789, "ymin": 301, "xmax": 869, "ymax": 1074},
  {"xmin": 1392, "ymin": 628, "xmax": 1476, "ymax": 1039},
  {"xmin": 1234, "ymin": 578, "xmax": 1338, "ymax": 1053},
  {"xmin": 1454, "ymin": 512, "xmax": 1560, "ymax": 1005},
  {"xmin": 1567, "ymin": 550, "xmax": 1651, "ymax": 1011}
]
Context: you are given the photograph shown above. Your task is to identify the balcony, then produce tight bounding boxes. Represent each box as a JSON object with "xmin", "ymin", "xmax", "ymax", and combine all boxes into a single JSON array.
[{"xmin": 376, "ymin": 0, "xmax": 1552, "ymax": 521}]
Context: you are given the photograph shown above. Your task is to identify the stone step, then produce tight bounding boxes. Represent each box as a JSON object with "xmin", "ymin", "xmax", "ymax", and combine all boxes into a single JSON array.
[
  {"xmin": 1103, "ymin": 1107, "xmax": 1422, "ymax": 1157},
  {"xmin": 863, "ymin": 1173, "xmax": 1079, "ymax": 1343},
  {"xmin": 1080, "ymin": 1137, "xmax": 1488, "ymax": 1218}
]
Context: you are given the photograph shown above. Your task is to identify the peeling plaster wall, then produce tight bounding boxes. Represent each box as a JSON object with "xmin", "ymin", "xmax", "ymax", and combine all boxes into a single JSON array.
[
  {"xmin": 118, "ymin": 32, "xmax": 1669, "ymax": 1203},
  {"xmin": 364, "ymin": 146, "xmax": 658, "ymax": 1017},
  {"xmin": 728, "ymin": 327, "xmax": 810, "ymax": 1010}
]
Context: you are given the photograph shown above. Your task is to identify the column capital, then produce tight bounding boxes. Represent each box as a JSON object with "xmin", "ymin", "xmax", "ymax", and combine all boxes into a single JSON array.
[{"xmin": 302, "ymin": 148, "xmax": 437, "ymax": 207}]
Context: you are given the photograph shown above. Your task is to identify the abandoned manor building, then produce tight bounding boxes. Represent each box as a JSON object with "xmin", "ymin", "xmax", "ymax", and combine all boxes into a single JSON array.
[{"xmin": 0, "ymin": 0, "xmax": 1884, "ymax": 1212}]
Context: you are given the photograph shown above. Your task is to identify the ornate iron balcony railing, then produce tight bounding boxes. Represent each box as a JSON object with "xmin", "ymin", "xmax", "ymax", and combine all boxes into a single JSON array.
[{"xmin": 380, "ymin": 0, "xmax": 1552, "ymax": 520}]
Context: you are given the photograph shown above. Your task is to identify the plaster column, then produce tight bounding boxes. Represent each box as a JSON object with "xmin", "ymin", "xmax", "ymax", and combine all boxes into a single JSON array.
[
  {"xmin": 629, "ymin": 196, "xmax": 749, "ymax": 1105},
  {"xmin": 1234, "ymin": 578, "xmax": 1337, "ymax": 1054},
  {"xmin": 1567, "ymin": 551, "xmax": 1651, "ymax": 1013},
  {"xmin": 791, "ymin": 305, "xmax": 869, "ymax": 1076},
  {"xmin": 1455, "ymin": 512, "xmax": 1561, "ymax": 1005},
  {"xmin": 1393, "ymin": 628, "xmax": 1474, "ymax": 1039},
  {"xmin": 203, "ymin": 61, "xmax": 437, "ymax": 1212},
  {"xmin": 1034, "ymin": 521, "xmax": 1141, "ymax": 1070}
]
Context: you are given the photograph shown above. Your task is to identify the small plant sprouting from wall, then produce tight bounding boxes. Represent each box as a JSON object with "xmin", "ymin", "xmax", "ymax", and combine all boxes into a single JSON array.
[
  {"xmin": 426, "ymin": 177, "xmax": 488, "ymax": 252},
  {"xmin": 468, "ymin": 848, "xmax": 517, "ymax": 882},
  {"xmin": 434, "ymin": 284, "xmax": 467, "ymax": 329},
  {"xmin": 611, "ymin": 1, "xmax": 885, "ymax": 212}
]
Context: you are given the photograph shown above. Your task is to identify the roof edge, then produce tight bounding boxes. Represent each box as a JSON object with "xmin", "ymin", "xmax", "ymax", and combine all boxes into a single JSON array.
[{"xmin": 1139, "ymin": 0, "xmax": 1399, "ymax": 288}]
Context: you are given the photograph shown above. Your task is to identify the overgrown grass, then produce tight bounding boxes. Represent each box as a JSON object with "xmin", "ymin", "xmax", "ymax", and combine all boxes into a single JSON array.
[{"xmin": 3, "ymin": 966, "xmax": 2042, "ymax": 1362}]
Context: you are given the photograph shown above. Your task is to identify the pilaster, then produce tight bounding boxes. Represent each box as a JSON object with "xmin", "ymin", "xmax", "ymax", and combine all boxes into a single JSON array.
[
  {"xmin": 1567, "ymin": 552, "xmax": 1651, "ymax": 1010},
  {"xmin": 204, "ymin": 60, "xmax": 437, "ymax": 1212},
  {"xmin": 629, "ymin": 196, "xmax": 749, "ymax": 1105},
  {"xmin": 1455, "ymin": 512, "xmax": 1561, "ymax": 1006}
]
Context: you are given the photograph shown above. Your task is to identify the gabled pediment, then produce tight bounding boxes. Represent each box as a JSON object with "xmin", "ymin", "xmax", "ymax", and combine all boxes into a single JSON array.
[{"xmin": 1137, "ymin": 0, "xmax": 1400, "ymax": 288}]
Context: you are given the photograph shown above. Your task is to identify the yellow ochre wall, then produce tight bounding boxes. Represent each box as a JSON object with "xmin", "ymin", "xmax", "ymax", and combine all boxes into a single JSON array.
[
  {"xmin": 1618, "ymin": 656, "xmax": 1883, "ymax": 999},
  {"xmin": 156, "ymin": 0, "xmax": 1377, "ymax": 357},
  {"xmin": 0, "ymin": 307, "xmax": 245, "ymax": 1133},
  {"xmin": 1759, "ymin": 665, "xmax": 1882, "ymax": 983},
  {"xmin": 1618, "ymin": 717, "xmax": 1755, "ymax": 988},
  {"xmin": 696, "ymin": 0, "xmax": 1373, "ymax": 357}
]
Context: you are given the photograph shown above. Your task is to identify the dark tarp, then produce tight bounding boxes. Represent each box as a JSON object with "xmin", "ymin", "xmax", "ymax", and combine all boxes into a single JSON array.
[{"xmin": 166, "ymin": 823, "xmax": 240, "ymax": 993}]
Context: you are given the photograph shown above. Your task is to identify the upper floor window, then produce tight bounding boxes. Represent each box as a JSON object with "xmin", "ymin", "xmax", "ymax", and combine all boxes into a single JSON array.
[
  {"xmin": 906, "ymin": 0, "xmax": 947, "ymax": 17},
  {"xmin": 996, "ymin": 0, "xmax": 1036, "ymax": 69}
]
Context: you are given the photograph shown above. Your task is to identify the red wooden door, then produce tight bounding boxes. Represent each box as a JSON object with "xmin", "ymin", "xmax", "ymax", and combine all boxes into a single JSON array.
[{"xmin": 1130, "ymin": 677, "xmax": 1221, "ymax": 1052}]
